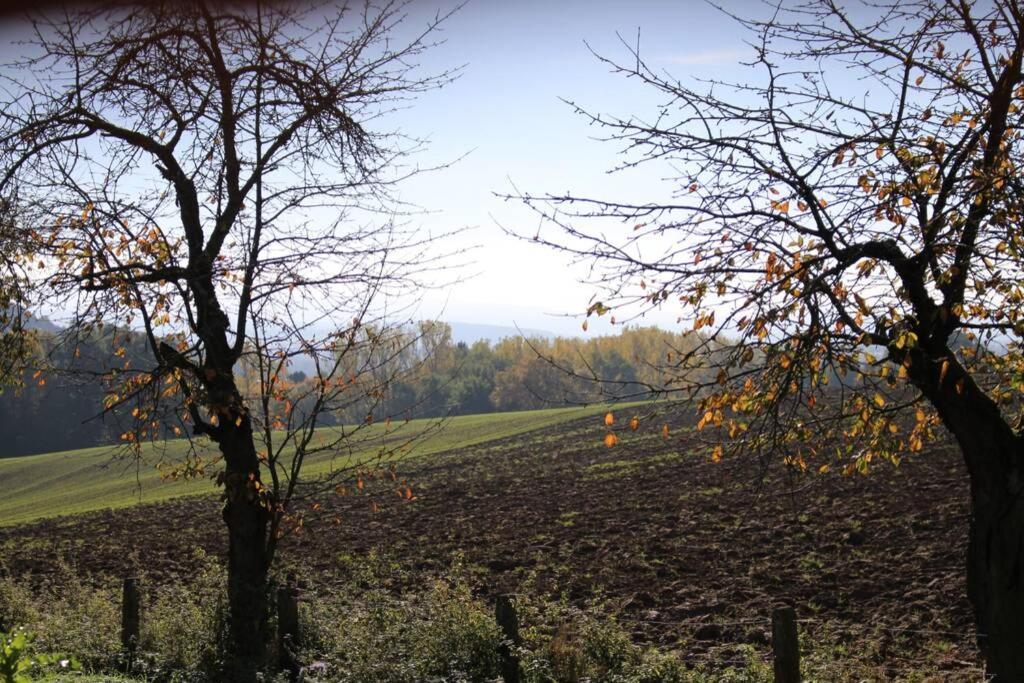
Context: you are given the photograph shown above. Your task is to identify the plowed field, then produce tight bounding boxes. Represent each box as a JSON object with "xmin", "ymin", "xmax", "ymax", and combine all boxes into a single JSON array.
[{"xmin": 0, "ymin": 409, "xmax": 981, "ymax": 679}]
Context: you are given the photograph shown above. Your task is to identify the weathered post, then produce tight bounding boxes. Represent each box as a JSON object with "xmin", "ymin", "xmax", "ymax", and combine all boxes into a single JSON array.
[
  {"xmin": 771, "ymin": 605, "xmax": 800, "ymax": 683},
  {"xmin": 121, "ymin": 577, "xmax": 140, "ymax": 671},
  {"xmin": 278, "ymin": 578, "xmax": 301, "ymax": 680},
  {"xmin": 495, "ymin": 594, "xmax": 521, "ymax": 683}
]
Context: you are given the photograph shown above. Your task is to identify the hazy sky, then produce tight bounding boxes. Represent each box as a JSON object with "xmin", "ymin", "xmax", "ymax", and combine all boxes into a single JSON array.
[
  {"xmin": 380, "ymin": 0, "xmax": 757, "ymax": 336},
  {"xmin": 0, "ymin": 0, "xmax": 764, "ymax": 338}
]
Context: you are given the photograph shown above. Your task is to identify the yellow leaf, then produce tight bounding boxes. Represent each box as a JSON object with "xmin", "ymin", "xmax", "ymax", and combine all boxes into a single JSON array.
[
  {"xmin": 711, "ymin": 445, "xmax": 723, "ymax": 462},
  {"xmin": 854, "ymin": 293, "xmax": 871, "ymax": 316},
  {"xmin": 873, "ymin": 393, "xmax": 886, "ymax": 408}
]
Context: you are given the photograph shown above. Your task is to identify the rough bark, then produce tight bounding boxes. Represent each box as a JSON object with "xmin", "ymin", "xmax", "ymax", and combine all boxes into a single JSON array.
[
  {"xmin": 195, "ymin": 276, "xmax": 271, "ymax": 680},
  {"xmin": 911, "ymin": 349, "xmax": 1024, "ymax": 680},
  {"xmin": 220, "ymin": 416, "xmax": 270, "ymax": 682}
]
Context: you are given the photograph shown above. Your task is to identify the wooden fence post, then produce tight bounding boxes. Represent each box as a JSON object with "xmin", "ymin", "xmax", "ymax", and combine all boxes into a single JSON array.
[
  {"xmin": 771, "ymin": 605, "xmax": 800, "ymax": 683},
  {"xmin": 278, "ymin": 581, "xmax": 301, "ymax": 679},
  {"xmin": 495, "ymin": 594, "xmax": 521, "ymax": 683},
  {"xmin": 121, "ymin": 577, "xmax": 140, "ymax": 671}
]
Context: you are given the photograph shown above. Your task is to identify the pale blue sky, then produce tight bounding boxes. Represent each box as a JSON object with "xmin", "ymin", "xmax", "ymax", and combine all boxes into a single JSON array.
[
  {"xmin": 1, "ymin": 0, "xmax": 764, "ymax": 338},
  {"xmin": 383, "ymin": 0, "xmax": 758, "ymax": 336}
]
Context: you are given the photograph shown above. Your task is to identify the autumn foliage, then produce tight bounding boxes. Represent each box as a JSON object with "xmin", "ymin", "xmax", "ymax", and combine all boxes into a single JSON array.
[{"xmin": 520, "ymin": 1, "xmax": 1024, "ymax": 677}]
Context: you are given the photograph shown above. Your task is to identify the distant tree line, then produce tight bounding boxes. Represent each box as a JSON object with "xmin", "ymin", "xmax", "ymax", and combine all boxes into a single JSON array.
[
  {"xmin": 0, "ymin": 320, "xmax": 706, "ymax": 457},
  {"xmin": 0, "ymin": 322, "xmax": 151, "ymax": 456}
]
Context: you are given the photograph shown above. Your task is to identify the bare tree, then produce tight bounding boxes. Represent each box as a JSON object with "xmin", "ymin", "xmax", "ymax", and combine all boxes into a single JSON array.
[
  {"xmin": 0, "ymin": 194, "xmax": 41, "ymax": 387},
  {"xmin": 0, "ymin": 1, "xmax": 456, "ymax": 678},
  {"xmin": 0, "ymin": 202, "xmax": 31, "ymax": 387},
  {"xmin": 517, "ymin": 1, "xmax": 1024, "ymax": 677}
]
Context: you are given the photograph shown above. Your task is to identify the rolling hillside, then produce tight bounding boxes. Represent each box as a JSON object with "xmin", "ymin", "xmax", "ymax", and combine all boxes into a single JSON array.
[{"xmin": 0, "ymin": 404, "xmax": 623, "ymax": 526}]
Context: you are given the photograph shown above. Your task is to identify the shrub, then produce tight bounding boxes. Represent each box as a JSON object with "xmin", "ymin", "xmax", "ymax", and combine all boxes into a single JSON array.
[
  {"xmin": 137, "ymin": 550, "xmax": 229, "ymax": 681},
  {"xmin": 515, "ymin": 596, "xmax": 691, "ymax": 683},
  {"xmin": 0, "ymin": 554, "xmax": 784, "ymax": 682},
  {"xmin": 0, "ymin": 582, "xmax": 35, "ymax": 634},
  {"xmin": 27, "ymin": 563, "xmax": 120, "ymax": 673},
  {"xmin": 298, "ymin": 556, "xmax": 502, "ymax": 682}
]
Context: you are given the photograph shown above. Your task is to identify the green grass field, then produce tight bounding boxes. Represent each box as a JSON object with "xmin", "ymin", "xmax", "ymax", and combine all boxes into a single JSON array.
[{"xmin": 0, "ymin": 404, "xmax": 622, "ymax": 526}]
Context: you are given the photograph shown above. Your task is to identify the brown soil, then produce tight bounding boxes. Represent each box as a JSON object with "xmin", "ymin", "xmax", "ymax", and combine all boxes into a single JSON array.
[{"xmin": 0, "ymin": 410, "xmax": 980, "ymax": 678}]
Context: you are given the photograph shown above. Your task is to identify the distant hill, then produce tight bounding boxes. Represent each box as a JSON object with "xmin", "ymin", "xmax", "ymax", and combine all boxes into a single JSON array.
[
  {"xmin": 3, "ymin": 306, "xmax": 60, "ymax": 334},
  {"xmin": 23, "ymin": 314, "xmax": 60, "ymax": 334},
  {"xmin": 448, "ymin": 321, "xmax": 555, "ymax": 345},
  {"xmin": 282, "ymin": 321, "xmax": 558, "ymax": 376}
]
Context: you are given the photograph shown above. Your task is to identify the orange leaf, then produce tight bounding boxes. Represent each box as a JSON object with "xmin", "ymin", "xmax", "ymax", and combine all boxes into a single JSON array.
[
  {"xmin": 662, "ymin": 424, "xmax": 670, "ymax": 439},
  {"xmin": 603, "ymin": 432, "xmax": 619, "ymax": 448},
  {"xmin": 630, "ymin": 416, "xmax": 639, "ymax": 431},
  {"xmin": 604, "ymin": 412, "xmax": 615, "ymax": 426}
]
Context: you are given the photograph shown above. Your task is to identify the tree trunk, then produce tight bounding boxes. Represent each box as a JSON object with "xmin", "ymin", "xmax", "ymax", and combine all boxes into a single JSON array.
[
  {"xmin": 913, "ymin": 351, "xmax": 1024, "ymax": 679},
  {"xmin": 219, "ymin": 415, "xmax": 270, "ymax": 682},
  {"xmin": 188, "ymin": 284, "xmax": 272, "ymax": 681},
  {"xmin": 961, "ymin": 431, "xmax": 1024, "ymax": 680}
]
